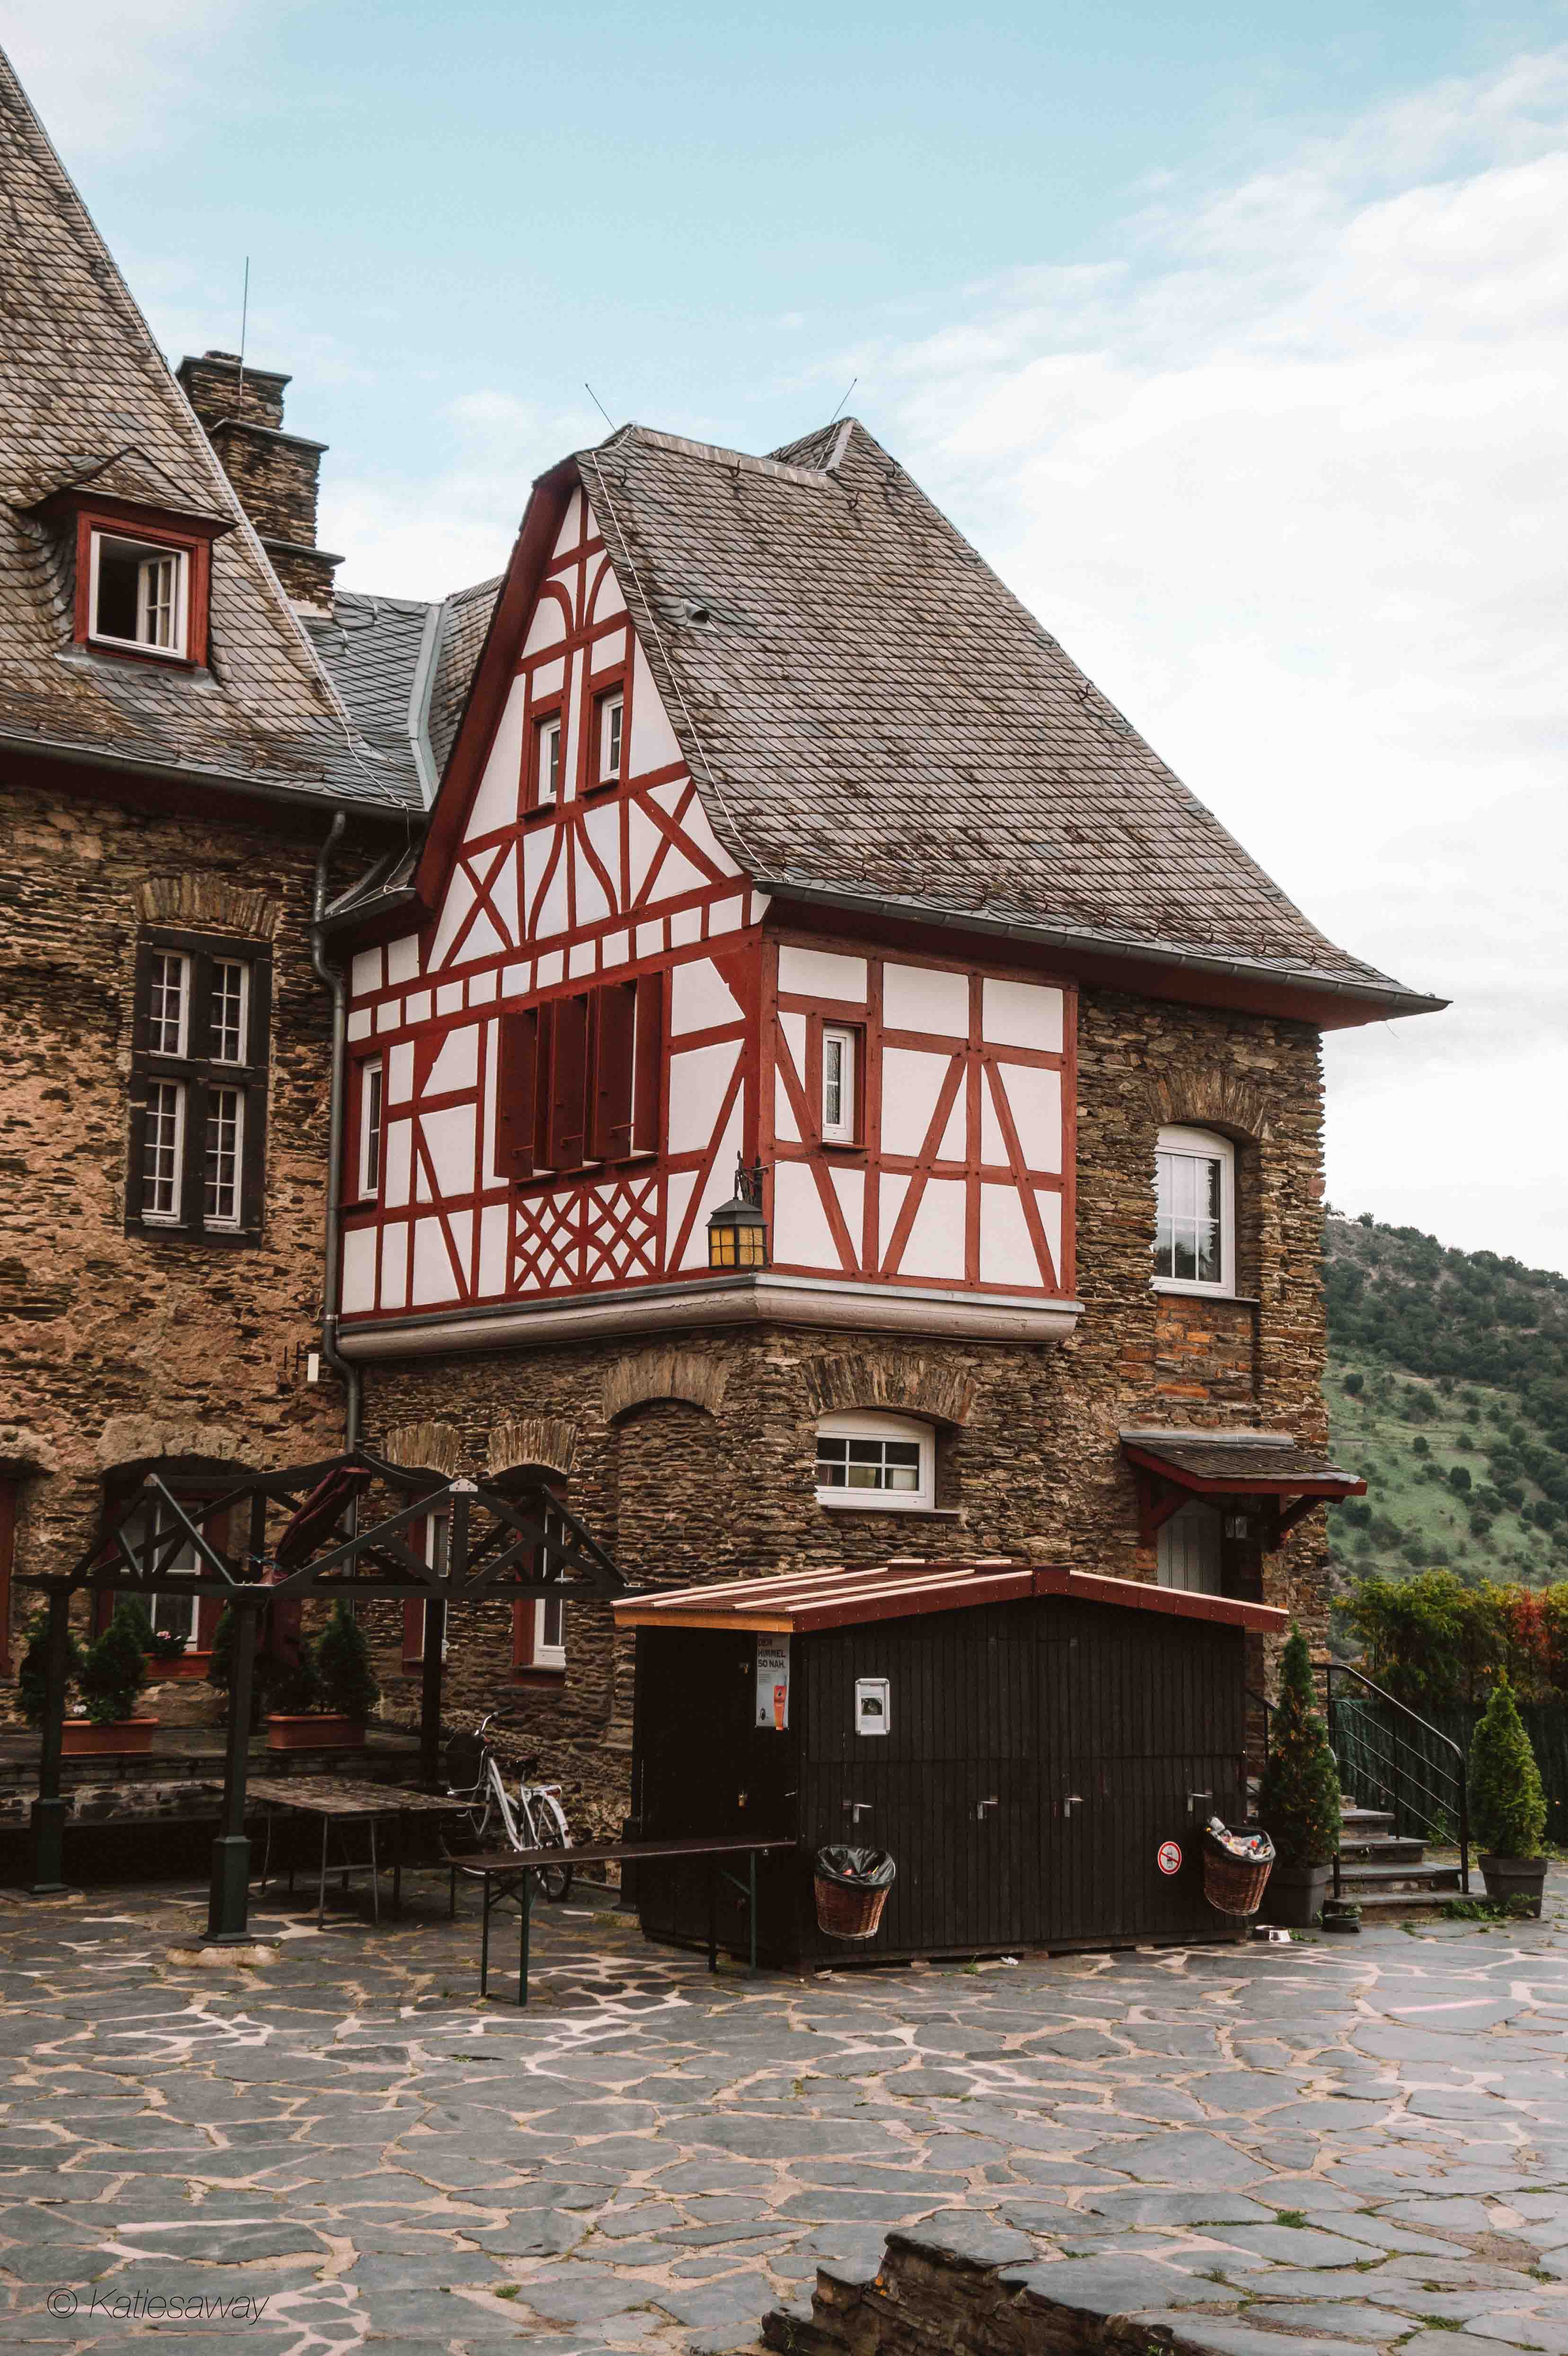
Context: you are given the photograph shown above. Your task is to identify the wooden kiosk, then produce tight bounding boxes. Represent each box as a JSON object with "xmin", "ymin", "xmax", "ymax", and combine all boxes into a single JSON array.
[{"xmin": 617, "ymin": 1560, "xmax": 1287, "ymax": 1966}]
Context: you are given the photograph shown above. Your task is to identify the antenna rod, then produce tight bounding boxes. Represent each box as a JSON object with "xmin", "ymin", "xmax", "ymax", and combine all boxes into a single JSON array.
[
  {"xmin": 828, "ymin": 373, "xmax": 858, "ymax": 424},
  {"xmin": 238, "ymin": 257, "xmax": 250, "ymax": 400},
  {"xmin": 584, "ymin": 379, "xmax": 614, "ymax": 432}
]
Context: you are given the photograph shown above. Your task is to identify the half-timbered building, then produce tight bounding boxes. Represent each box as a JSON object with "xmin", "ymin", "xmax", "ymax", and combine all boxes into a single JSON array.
[{"xmin": 322, "ymin": 422, "xmax": 1439, "ymax": 1833}]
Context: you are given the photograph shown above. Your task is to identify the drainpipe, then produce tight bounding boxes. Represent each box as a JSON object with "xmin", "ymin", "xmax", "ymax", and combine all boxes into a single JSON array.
[{"xmin": 310, "ymin": 814, "xmax": 361, "ymax": 1448}]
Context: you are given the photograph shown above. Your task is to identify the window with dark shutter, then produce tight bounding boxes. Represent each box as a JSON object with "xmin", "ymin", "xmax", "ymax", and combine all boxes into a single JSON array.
[
  {"xmin": 589, "ymin": 982, "xmax": 635, "ymax": 1161},
  {"xmin": 496, "ymin": 975, "xmax": 662, "ymax": 1182},
  {"xmin": 547, "ymin": 993, "xmax": 590, "ymax": 1168},
  {"xmin": 127, "ymin": 929, "xmax": 271, "ymax": 1244},
  {"xmin": 496, "ymin": 1006, "xmax": 540, "ymax": 1178}
]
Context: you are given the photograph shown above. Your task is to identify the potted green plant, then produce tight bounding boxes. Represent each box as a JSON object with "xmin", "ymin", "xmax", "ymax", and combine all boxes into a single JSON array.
[
  {"xmin": 68, "ymin": 1601, "xmax": 158, "ymax": 1754},
  {"xmin": 1469, "ymin": 1677, "xmax": 1548, "ymax": 1916},
  {"xmin": 266, "ymin": 1601, "xmax": 379, "ymax": 1751},
  {"xmin": 18, "ymin": 1609, "xmax": 85, "ymax": 1733},
  {"xmin": 1258, "ymin": 1625, "xmax": 1342, "ymax": 1929}
]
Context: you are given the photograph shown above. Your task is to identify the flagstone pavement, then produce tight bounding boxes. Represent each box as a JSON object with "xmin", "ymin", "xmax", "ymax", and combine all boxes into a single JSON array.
[{"xmin": 0, "ymin": 1870, "xmax": 1563, "ymax": 2356}]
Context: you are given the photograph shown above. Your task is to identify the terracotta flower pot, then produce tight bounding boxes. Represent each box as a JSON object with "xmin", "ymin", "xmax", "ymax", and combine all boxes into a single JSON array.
[
  {"xmin": 61, "ymin": 1717, "xmax": 158, "ymax": 1757},
  {"xmin": 1262, "ymin": 1861, "xmax": 1331, "ymax": 1929},
  {"xmin": 265, "ymin": 1714, "xmax": 366, "ymax": 1753},
  {"xmin": 1478, "ymin": 1853, "xmax": 1548, "ymax": 1918}
]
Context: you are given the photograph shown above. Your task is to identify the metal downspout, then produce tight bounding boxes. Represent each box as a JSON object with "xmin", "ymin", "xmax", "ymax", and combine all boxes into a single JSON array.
[{"xmin": 310, "ymin": 814, "xmax": 361, "ymax": 1447}]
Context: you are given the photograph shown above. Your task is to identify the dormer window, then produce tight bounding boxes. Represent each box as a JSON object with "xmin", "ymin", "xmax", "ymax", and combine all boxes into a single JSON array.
[{"xmin": 92, "ymin": 532, "xmax": 188, "ymax": 654}]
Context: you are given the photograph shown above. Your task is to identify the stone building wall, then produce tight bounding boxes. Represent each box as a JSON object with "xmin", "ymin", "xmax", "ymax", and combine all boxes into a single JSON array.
[
  {"xmin": 0, "ymin": 769, "xmax": 378, "ymax": 1721},
  {"xmin": 356, "ymin": 986, "xmax": 1330, "ymax": 1838}
]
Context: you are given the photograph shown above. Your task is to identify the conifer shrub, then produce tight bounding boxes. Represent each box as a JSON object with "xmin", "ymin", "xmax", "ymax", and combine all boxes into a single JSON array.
[
  {"xmin": 207, "ymin": 1603, "xmax": 277, "ymax": 1729},
  {"xmin": 1257, "ymin": 1626, "xmax": 1342, "ymax": 1868},
  {"xmin": 79, "ymin": 1602, "xmax": 150, "ymax": 1725},
  {"xmin": 17, "ymin": 1611, "xmax": 84, "ymax": 1728},
  {"xmin": 314, "ymin": 1602, "xmax": 379, "ymax": 1723},
  {"xmin": 1468, "ymin": 1677, "xmax": 1547, "ymax": 1859}
]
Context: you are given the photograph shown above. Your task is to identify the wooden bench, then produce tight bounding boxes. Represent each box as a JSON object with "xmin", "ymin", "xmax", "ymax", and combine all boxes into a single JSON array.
[{"xmin": 446, "ymin": 1833, "xmax": 796, "ymax": 2006}]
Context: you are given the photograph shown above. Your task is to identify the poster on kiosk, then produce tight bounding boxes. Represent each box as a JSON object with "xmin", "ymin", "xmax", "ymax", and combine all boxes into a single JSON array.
[{"xmin": 755, "ymin": 1636, "xmax": 790, "ymax": 1730}]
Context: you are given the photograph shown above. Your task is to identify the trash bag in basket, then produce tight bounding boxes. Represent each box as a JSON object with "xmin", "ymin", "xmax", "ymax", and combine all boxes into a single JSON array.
[{"xmin": 814, "ymin": 1845, "xmax": 897, "ymax": 1889}]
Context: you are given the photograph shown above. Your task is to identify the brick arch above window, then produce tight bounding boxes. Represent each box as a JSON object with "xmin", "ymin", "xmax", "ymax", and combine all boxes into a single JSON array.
[
  {"xmin": 801, "ymin": 1350, "xmax": 977, "ymax": 1429},
  {"xmin": 380, "ymin": 1421, "xmax": 467, "ymax": 1477},
  {"xmin": 488, "ymin": 1417, "xmax": 578, "ymax": 1483},
  {"xmin": 137, "ymin": 876, "xmax": 282, "ymax": 941},
  {"xmin": 1145, "ymin": 1064, "xmax": 1272, "ymax": 1143},
  {"xmin": 602, "ymin": 1349, "xmax": 728, "ymax": 1426},
  {"xmin": 95, "ymin": 1416, "xmax": 247, "ymax": 1470}
]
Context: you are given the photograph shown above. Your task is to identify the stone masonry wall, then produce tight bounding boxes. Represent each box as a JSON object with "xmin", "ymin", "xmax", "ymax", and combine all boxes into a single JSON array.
[
  {"xmin": 0, "ymin": 769, "xmax": 379, "ymax": 1720},
  {"xmin": 357, "ymin": 987, "xmax": 1330, "ymax": 1840}
]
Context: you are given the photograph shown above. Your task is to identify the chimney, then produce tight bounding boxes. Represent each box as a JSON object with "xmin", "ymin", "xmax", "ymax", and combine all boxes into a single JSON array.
[{"xmin": 176, "ymin": 349, "xmax": 342, "ymax": 615}]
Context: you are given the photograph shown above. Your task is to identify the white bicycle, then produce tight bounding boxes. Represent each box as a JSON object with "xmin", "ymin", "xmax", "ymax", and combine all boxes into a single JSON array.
[{"xmin": 444, "ymin": 1715, "xmax": 573, "ymax": 1901}]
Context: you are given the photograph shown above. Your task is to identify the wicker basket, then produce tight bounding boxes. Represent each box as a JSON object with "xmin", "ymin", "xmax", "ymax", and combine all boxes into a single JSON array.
[
  {"xmin": 1202, "ymin": 1830, "xmax": 1275, "ymax": 1919},
  {"xmin": 814, "ymin": 1872, "xmax": 891, "ymax": 1940}
]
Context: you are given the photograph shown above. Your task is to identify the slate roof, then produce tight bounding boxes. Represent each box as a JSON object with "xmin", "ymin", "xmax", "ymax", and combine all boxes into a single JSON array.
[
  {"xmin": 570, "ymin": 420, "xmax": 1435, "ymax": 1010},
  {"xmin": 303, "ymin": 592, "xmax": 438, "ymax": 806},
  {"xmin": 0, "ymin": 47, "xmax": 419, "ymax": 816},
  {"xmin": 1120, "ymin": 1432, "xmax": 1365, "ymax": 1492},
  {"xmin": 428, "ymin": 574, "xmax": 502, "ymax": 771}
]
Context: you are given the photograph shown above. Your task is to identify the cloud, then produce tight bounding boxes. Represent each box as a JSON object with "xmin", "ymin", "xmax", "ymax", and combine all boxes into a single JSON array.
[
  {"xmin": 2, "ymin": 1, "xmax": 244, "ymax": 158},
  {"xmin": 850, "ymin": 50, "xmax": 1568, "ymax": 1271}
]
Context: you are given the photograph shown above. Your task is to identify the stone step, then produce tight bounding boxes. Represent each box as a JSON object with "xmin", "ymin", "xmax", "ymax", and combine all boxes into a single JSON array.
[
  {"xmin": 1340, "ymin": 1805, "xmax": 1396, "ymax": 1833},
  {"xmin": 1338, "ymin": 1835, "xmax": 1427, "ymax": 1866},
  {"xmin": 1334, "ymin": 1860, "xmax": 1462, "ymax": 1894},
  {"xmin": 1346, "ymin": 1887, "xmax": 1460, "ymax": 1923}
]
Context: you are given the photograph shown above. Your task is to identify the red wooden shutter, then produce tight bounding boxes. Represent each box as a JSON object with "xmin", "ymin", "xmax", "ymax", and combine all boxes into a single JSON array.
[
  {"xmin": 495, "ymin": 1008, "xmax": 540, "ymax": 1178},
  {"xmin": 402, "ymin": 1599, "xmax": 424, "ymax": 1670},
  {"xmin": 632, "ymin": 973, "xmax": 662, "ymax": 1154},
  {"xmin": 0, "ymin": 1482, "xmax": 14, "ymax": 1677},
  {"xmin": 546, "ymin": 993, "xmax": 590, "ymax": 1169},
  {"xmin": 589, "ymin": 981, "xmax": 636, "ymax": 1162},
  {"xmin": 511, "ymin": 1598, "xmax": 534, "ymax": 1670}
]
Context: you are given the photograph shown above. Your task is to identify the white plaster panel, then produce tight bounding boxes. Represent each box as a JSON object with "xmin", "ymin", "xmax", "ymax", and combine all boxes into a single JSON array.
[
  {"xmin": 678, "ymin": 790, "xmax": 739, "ymax": 878},
  {"xmin": 669, "ymin": 905, "xmax": 702, "ymax": 946},
  {"xmin": 875, "ymin": 1172, "xmax": 909, "ymax": 1267},
  {"xmin": 708, "ymin": 895, "xmax": 741, "ymax": 934},
  {"xmin": 463, "ymin": 909, "xmax": 505, "ymax": 967},
  {"xmin": 384, "ymin": 1119, "xmax": 412, "ymax": 1209},
  {"xmin": 982, "ymin": 977, "xmax": 1065, "ymax": 1054},
  {"xmin": 573, "ymin": 844, "xmax": 612, "ymax": 928},
  {"xmin": 387, "ymin": 935, "xmax": 421, "ymax": 986},
  {"xmin": 883, "ymin": 961, "xmax": 969, "ymax": 1037},
  {"xmin": 653, "ymin": 846, "xmax": 711, "ymax": 908},
  {"xmin": 981, "ymin": 1073, "xmax": 1005, "ymax": 1168},
  {"xmin": 582, "ymin": 801, "xmax": 622, "ymax": 904},
  {"xmin": 375, "ymin": 1001, "xmax": 401, "ymax": 1035},
  {"xmin": 537, "ymin": 856, "xmax": 569, "ymax": 939},
  {"xmin": 778, "ymin": 945, "xmax": 867, "ymax": 1003},
  {"xmin": 411, "ymin": 1217, "xmax": 459, "ymax": 1305},
  {"xmin": 880, "ymin": 1049, "xmax": 952, "ymax": 1159},
  {"xmin": 568, "ymin": 940, "xmax": 597, "ymax": 977},
  {"xmin": 405, "ymin": 990, "xmax": 432, "ymax": 1026},
  {"xmin": 936, "ymin": 1090, "xmax": 966, "ymax": 1163},
  {"xmin": 626, "ymin": 801, "xmax": 662, "ymax": 902},
  {"xmin": 562, "ymin": 648, "xmax": 583, "ymax": 797},
  {"xmin": 489, "ymin": 850, "xmax": 519, "ymax": 948},
  {"xmin": 379, "ymin": 1221, "xmax": 408, "ymax": 1311},
  {"xmin": 680, "ymin": 1093, "xmax": 743, "ymax": 1269},
  {"xmin": 666, "ymin": 1039, "xmax": 739, "ymax": 1156},
  {"xmin": 429, "ymin": 868, "xmax": 476, "ymax": 971},
  {"xmin": 629, "ymin": 638, "xmax": 682, "ymax": 774},
  {"xmin": 552, "ymin": 492, "xmax": 582, "ymax": 559},
  {"xmin": 425, "ymin": 1025, "xmax": 479, "ymax": 1097},
  {"xmin": 590, "ymin": 558, "xmax": 626, "ymax": 621},
  {"xmin": 341, "ymin": 1224, "xmax": 376, "ymax": 1314},
  {"xmin": 466, "ymin": 676, "xmax": 526, "ymax": 839},
  {"xmin": 779, "ymin": 1010, "xmax": 808, "ymax": 1087},
  {"xmin": 532, "ymin": 655, "xmax": 565, "ymax": 697},
  {"xmin": 830, "ymin": 1166, "xmax": 865, "ymax": 1261},
  {"xmin": 346, "ymin": 1008, "xmax": 371, "ymax": 1044},
  {"xmin": 670, "ymin": 957, "xmax": 740, "ymax": 1036},
  {"xmin": 435, "ymin": 981, "xmax": 464, "ymax": 1016},
  {"xmin": 535, "ymin": 949, "xmax": 563, "ymax": 988},
  {"xmin": 352, "ymin": 948, "xmax": 382, "ymax": 997},
  {"xmin": 774, "ymin": 1071, "xmax": 800, "ymax": 1144},
  {"xmin": 1037, "ymin": 1189, "xmax": 1064, "ymax": 1284},
  {"xmin": 468, "ymin": 969, "xmax": 498, "ymax": 1005},
  {"xmin": 421, "ymin": 1105, "xmax": 476, "ymax": 1195},
  {"xmin": 774, "ymin": 1161, "xmax": 840, "ymax": 1273},
  {"xmin": 899, "ymin": 1178, "xmax": 968, "ymax": 1281},
  {"xmin": 603, "ymin": 930, "xmax": 628, "ymax": 967},
  {"xmin": 979, "ymin": 1184, "xmax": 1037, "ymax": 1289},
  {"xmin": 663, "ymin": 1168, "xmax": 698, "ymax": 1267},
  {"xmin": 388, "ymin": 1043, "xmax": 414, "ymax": 1103},
  {"xmin": 501, "ymin": 962, "xmax": 530, "ymax": 997},
  {"xmin": 997, "ymin": 1063, "xmax": 1062, "ymax": 1174},
  {"xmin": 523, "ymin": 596, "xmax": 566, "ymax": 656},
  {"xmin": 589, "ymin": 620, "xmax": 626, "ymax": 673},
  {"xmin": 477, "ymin": 1202, "xmax": 508, "ymax": 1297}
]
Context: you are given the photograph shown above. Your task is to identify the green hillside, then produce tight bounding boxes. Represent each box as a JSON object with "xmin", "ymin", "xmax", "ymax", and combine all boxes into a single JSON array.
[{"xmin": 1323, "ymin": 1214, "xmax": 1568, "ymax": 1593}]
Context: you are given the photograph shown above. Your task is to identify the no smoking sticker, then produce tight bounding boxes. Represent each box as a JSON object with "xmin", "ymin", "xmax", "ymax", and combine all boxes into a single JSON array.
[{"xmin": 1156, "ymin": 1840, "xmax": 1182, "ymax": 1876}]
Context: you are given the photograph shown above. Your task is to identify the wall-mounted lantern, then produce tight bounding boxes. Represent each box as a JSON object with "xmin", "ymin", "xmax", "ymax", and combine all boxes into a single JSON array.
[{"xmin": 707, "ymin": 1157, "xmax": 768, "ymax": 1269}]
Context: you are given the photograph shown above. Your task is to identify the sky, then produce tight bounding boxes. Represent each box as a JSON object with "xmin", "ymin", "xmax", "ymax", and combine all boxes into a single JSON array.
[{"xmin": 8, "ymin": 0, "xmax": 1568, "ymax": 1273}]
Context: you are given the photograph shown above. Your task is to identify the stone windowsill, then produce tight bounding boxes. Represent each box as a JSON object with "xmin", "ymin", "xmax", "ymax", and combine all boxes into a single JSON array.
[{"xmin": 817, "ymin": 1500, "xmax": 962, "ymax": 1520}]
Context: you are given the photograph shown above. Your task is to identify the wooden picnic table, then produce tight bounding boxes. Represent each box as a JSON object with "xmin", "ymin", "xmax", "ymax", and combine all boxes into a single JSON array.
[
  {"xmin": 249, "ymin": 1776, "xmax": 474, "ymax": 1929},
  {"xmin": 446, "ymin": 1833, "xmax": 797, "ymax": 2006}
]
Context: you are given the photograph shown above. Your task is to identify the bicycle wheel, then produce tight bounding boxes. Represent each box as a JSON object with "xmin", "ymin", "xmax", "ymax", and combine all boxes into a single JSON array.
[{"xmin": 530, "ymin": 1792, "xmax": 573, "ymax": 1902}]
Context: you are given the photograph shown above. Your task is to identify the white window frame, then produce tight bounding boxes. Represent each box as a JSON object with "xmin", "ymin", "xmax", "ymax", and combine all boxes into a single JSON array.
[
  {"xmin": 815, "ymin": 1410, "xmax": 934, "ymax": 1512},
  {"xmin": 210, "ymin": 959, "xmax": 249, "ymax": 1065},
  {"xmin": 596, "ymin": 689, "xmax": 624, "ymax": 785},
  {"xmin": 358, "ymin": 1059, "xmax": 384, "ymax": 1198},
  {"xmin": 1153, "ymin": 1125, "xmax": 1235, "ymax": 1298},
  {"xmin": 125, "ymin": 1503, "xmax": 203, "ymax": 1652},
  {"xmin": 532, "ymin": 1588, "xmax": 566, "ymax": 1670},
  {"xmin": 821, "ymin": 1025, "xmax": 858, "ymax": 1144},
  {"xmin": 203, "ymin": 1085, "xmax": 244, "ymax": 1229},
  {"xmin": 89, "ymin": 531, "xmax": 189, "ymax": 657},
  {"xmin": 141, "ymin": 1079, "xmax": 186, "ymax": 1223},
  {"xmin": 409, "ymin": 1512, "xmax": 451, "ymax": 1665},
  {"xmin": 147, "ymin": 950, "xmax": 190, "ymax": 1058},
  {"xmin": 535, "ymin": 714, "xmax": 561, "ymax": 806},
  {"xmin": 1157, "ymin": 1498, "xmax": 1224, "ymax": 1595}
]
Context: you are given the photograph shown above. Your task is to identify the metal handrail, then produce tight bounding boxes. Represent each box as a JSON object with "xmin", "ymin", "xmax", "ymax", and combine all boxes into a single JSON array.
[{"xmin": 1323, "ymin": 1662, "xmax": 1469, "ymax": 1898}]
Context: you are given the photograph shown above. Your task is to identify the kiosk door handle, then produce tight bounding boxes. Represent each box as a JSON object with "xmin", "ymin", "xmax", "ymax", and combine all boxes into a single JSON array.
[
  {"xmin": 1186, "ymin": 1789, "xmax": 1213, "ymax": 1818},
  {"xmin": 844, "ymin": 1800, "xmax": 873, "ymax": 1825},
  {"xmin": 1062, "ymin": 1794, "xmax": 1084, "ymax": 1817},
  {"xmin": 975, "ymin": 1796, "xmax": 999, "ymax": 1821}
]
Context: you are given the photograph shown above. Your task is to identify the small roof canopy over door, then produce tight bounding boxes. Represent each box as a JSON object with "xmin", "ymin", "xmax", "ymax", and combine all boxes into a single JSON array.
[{"xmin": 1121, "ymin": 1429, "xmax": 1365, "ymax": 1553}]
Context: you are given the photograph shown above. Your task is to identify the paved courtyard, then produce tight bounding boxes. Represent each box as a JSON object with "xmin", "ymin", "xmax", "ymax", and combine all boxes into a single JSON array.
[{"xmin": 0, "ymin": 1869, "xmax": 1563, "ymax": 2355}]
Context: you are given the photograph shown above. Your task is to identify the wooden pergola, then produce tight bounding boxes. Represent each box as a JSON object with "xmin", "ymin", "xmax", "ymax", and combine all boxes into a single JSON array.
[{"xmin": 19, "ymin": 1446, "xmax": 623, "ymax": 1944}]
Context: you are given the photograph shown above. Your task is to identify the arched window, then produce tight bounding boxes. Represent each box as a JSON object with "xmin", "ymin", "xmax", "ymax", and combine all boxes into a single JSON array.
[
  {"xmin": 1154, "ymin": 1126, "xmax": 1235, "ymax": 1296},
  {"xmin": 815, "ymin": 1411, "xmax": 934, "ymax": 1510}
]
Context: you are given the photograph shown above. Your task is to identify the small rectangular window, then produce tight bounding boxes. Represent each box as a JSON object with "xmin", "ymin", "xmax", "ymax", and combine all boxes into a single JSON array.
[
  {"xmin": 142, "ymin": 1081, "xmax": 185, "ymax": 1221},
  {"xmin": 147, "ymin": 952, "xmax": 188, "ymax": 1057},
  {"xmin": 211, "ymin": 961, "xmax": 249, "ymax": 1064},
  {"xmin": 91, "ymin": 532, "xmax": 188, "ymax": 655},
  {"xmin": 203, "ymin": 1087, "xmax": 244, "ymax": 1227},
  {"xmin": 594, "ymin": 689, "xmax": 624, "ymax": 787},
  {"xmin": 359, "ymin": 1059, "xmax": 384, "ymax": 1197},
  {"xmin": 821, "ymin": 1025, "xmax": 857, "ymax": 1143},
  {"xmin": 532, "ymin": 714, "xmax": 562, "ymax": 808},
  {"xmin": 1154, "ymin": 1127, "xmax": 1234, "ymax": 1294}
]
